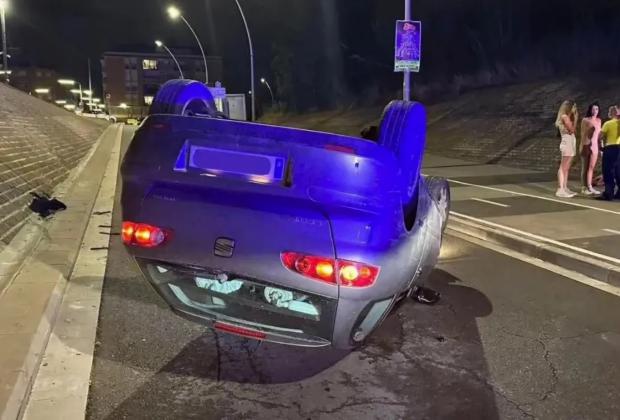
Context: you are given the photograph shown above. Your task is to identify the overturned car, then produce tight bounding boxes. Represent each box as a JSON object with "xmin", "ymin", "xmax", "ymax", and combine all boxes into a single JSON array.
[{"xmin": 120, "ymin": 80, "xmax": 450, "ymax": 350}]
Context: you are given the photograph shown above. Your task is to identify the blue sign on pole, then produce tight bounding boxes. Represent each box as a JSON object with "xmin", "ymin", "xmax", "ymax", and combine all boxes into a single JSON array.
[{"xmin": 394, "ymin": 20, "xmax": 422, "ymax": 73}]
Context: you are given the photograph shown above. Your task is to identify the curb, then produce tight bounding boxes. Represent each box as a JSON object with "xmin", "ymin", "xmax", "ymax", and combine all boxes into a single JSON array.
[
  {"xmin": 0, "ymin": 125, "xmax": 122, "ymax": 420},
  {"xmin": 0, "ymin": 126, "xmax": 107, "ymax": 296},
  {"xmin": 21, "ymin": 125, "xmax": 122, "ymax": 420},
  {"xmin": 447, "ymin": 212, "xmax": 620, "ymax": 289}
]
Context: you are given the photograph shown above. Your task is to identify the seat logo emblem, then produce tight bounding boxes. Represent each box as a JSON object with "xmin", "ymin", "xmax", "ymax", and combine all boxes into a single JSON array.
[{"xmin": 214, "ymin": 238, "xmax": 235, "ymax": 258}]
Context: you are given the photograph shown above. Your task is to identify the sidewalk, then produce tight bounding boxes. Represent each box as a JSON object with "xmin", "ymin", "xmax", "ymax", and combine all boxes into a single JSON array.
[
  {"xmin": 0, "ymin": 124, "xmax": 121, "ymax": 420},
  {"xmin": 423, "ymin": 153, "xmax": 620, "ymax": 285}
]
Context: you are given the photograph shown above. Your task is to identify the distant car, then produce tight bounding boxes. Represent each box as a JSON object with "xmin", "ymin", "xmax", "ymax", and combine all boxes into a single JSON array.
[
  {"xmin": 126, "ymin": 118, "xmax": 140, "ymax": 126},
  {"xmin": 120, "ymin": 80, "xmax": 450, "ymax": 350},
  {"xmin": 77, "ymin": 110, "xmax": 117, "ymax": 123}
]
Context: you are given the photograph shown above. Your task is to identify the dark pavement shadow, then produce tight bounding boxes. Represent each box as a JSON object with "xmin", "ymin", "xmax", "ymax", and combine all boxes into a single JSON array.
[
  {"xmin": 357, "ymin": 268, "xmax": 500, "ymax": 420},
  {"xmin": 91, "ymin": 268, "xmax": 502, "ymax": 420}
]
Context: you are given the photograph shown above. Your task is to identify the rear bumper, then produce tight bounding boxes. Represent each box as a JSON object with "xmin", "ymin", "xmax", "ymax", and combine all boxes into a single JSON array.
[
  {"xmin": 134, "ymin": 258, "xmax": 397, "ymax": 349},
  {"xmin": 135, "ymin": 258, "xmax": 337, "ymax": 347}
]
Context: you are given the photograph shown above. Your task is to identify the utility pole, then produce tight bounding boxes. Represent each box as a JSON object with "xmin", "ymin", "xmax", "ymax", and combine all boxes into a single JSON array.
[
  {"xmin": 88, "ymin": 59, "xmax": 93, "ymax": 108},
  {"xmin": 403, "ymin": 0, "xmax": 411, "ymax": 101},
  {"xmin": 0, "ymin": 0, "xmax": 8, "ymax": 83}
]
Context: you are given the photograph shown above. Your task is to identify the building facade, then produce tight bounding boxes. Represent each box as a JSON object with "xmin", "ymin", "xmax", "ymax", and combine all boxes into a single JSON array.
[
  {"xmin": 101, "ymin": 51, "xmax": 223, "ymax": 117},
  {"xmin": 9, "ymin": 67, "xmax": 64, "ymax": 100}
]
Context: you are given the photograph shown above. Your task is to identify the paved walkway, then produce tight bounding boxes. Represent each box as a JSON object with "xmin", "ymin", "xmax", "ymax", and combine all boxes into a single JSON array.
[
  {"xmin": 0, "ymin": 125, "xmax": 121, "ymax": 420},
  {"xmin": 423, "ymin": 154, "xmax": 620, "ymax": 262}
]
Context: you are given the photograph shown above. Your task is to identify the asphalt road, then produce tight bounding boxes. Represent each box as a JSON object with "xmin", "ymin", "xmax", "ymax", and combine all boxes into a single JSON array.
[{"xmin": 87, "ymin": 126, "xmax": 620, "ymax": 420}]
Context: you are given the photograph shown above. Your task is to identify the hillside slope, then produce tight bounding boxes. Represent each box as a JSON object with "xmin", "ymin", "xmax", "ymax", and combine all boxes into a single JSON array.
[{"xmin": 262, "ymin": 78, "xmax": 620, "ymax": 172}]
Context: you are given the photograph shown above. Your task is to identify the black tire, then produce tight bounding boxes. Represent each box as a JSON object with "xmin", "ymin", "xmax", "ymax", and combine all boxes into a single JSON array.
[
  {"xmin": 377, "ymin": 100, "xmax": 427, "ymax": 205},
  {"xmin": 149, "ymin": 79, "xmax": 217, "ymax": 117},
  {"xmin": 424, "ymin": 176, "xmax": 451, "ymax": 233}
]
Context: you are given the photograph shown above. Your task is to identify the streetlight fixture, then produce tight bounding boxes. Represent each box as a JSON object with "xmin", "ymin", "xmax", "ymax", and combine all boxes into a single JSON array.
[
  {"xmin": 55, "ymin": 99, "xmax": 67, "ymax": 105},
  {"xmin": 167, "ymin": 5, "xmax": 208, "ymax": 84},
  {"xmin": 260, "ymin": 77, "xmax": 275, "ymax": 108},
  {"xmin": 0, "ymin": 0, "xmax": 9, "ymax": 82},
  {"xmin": 34, "ymin": 88, "xmax": 50, "ymax": 94},
  {"xmin": 155, "ymin": 39, "xmax": 184, "ymax": 79},
  {"xmin": 233, "ymin": 0, "xmax": 255, "ymax": 121}
]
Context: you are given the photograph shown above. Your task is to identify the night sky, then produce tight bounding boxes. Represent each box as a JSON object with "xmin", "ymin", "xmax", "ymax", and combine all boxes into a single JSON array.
[{"xmin": 5, "ymin": 1, "xmax": 620, "ymax": 109}]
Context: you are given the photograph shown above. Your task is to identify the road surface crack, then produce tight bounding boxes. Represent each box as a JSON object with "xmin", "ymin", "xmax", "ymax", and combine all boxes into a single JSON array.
[
  {"xmin": 499, "ymin": 327, "xmax": 559, "ymax": 404},
  {"xmin": 306, "ymin": 399, "xmax": 407, "ymax": 416},
  {"xmin": 536, "ymin": 338, "xmax": 558, "ymax": 402},
  {"xmin": 408, "ymin": 355, "xmax": 536, "ymax": 419}
]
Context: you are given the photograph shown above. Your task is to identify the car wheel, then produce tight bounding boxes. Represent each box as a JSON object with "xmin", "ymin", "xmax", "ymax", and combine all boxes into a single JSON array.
[
  {"xmin": 377, "ymin": 100, "xmax": 427, "ymax": 206},
  {"xmin": 149, "ymin": 79, "xmax": 217, "ymax": 117}
]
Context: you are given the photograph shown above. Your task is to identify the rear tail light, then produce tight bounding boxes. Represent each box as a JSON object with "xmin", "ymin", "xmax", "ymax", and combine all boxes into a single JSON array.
[
  {"xmin": 281, "ymin": 252, "xmax": 379, "ymax": 287},
  {"xmin": 122, "ymin": 221, "xmax": 169, "ymax": 248},
  {"xmin": 214, "ymin": 322, "xmax": 267, "ymax": 340}
]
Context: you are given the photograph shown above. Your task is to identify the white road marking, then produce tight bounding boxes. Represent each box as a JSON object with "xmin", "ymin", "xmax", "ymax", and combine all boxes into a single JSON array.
[
  {"xmin": 442, "ymin": 177, "xmax": 620, "ymax": 216},
  {"xmin": 451, "ymin": 211, "xmax": 620, "ymax": 266},
  {"xmin": 602, "ymin": 229, "xmax": 620, "ymax": 235},
  {"xmin": 448, "ymin": 229, "xmax": 620, "ymax": 298},
  {"xmin": 470, "ymin": 198, "xmax": 510, "ymax": 208}
]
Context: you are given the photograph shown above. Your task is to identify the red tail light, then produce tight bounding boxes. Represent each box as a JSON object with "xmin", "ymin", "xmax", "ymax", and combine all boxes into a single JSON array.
[
  {"xmin": 214, "ymin": 322, "xmax": 267, "ymax": 340},
  {"xmin": 281, "ymin": 252, "xmax": 380, "ymax": 287},
  {"xmin": 122, "ymin": 221, "xmax": 168, "ymax": 248}
]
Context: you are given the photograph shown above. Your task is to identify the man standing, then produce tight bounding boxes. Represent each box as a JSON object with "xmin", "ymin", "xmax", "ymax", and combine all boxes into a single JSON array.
[{"xmin": 599, "ymin": 106, "xmax": 620, "ymax": 200}]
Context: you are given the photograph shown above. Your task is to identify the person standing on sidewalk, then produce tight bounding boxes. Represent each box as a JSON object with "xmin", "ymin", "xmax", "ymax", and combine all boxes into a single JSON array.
[
  {"xmin": 599, "ymin": 105, "xmax": 620, "ymax": 200},
  {"xmin": 580, "ymin": 102, "xmax": 602, "ymax": 196},
  {"xmin": 555, "ymin": 100, "xmax": 578, "ymax": 197}
]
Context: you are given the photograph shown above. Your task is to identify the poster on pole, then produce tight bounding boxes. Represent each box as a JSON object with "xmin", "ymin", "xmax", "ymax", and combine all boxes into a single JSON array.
[{"xmin": 394, "ymin": 20, "xmax": 422, "ymax": 72}]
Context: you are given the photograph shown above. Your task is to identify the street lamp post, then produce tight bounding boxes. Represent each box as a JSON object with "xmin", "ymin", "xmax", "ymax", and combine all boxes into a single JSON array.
[
  {"xmin": 0, "ymin": 0, "xmax": 9, "ymax": 83},
  {"xmin": 403, "ymin": 0, "xmax": 411, "ymax": 101},
  {"xmin": 233, "ymin": 0, "xmax": 255, "ymax": 121},
  {"xmin": 155, "ymin": 40, "xmax": 184, "ymax": 79},
  {"xmin": 167, "ymin": 6, "xmax": 208, "ymax": 84},
  {"xmin": 260, "ymin": 77, "xmax": 274, "ymax": 109}
]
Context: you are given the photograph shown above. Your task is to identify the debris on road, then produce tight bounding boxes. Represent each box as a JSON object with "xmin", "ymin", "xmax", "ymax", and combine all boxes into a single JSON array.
[{"xmin": 28, "ymin": 192, "xmax": 67, "ymax": 218}]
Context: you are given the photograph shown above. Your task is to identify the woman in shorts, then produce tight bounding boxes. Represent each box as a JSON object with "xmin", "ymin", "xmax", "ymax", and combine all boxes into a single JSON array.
[{"xmin": 555, "ymin": 100, "xmax": 578, "ymax": 197}]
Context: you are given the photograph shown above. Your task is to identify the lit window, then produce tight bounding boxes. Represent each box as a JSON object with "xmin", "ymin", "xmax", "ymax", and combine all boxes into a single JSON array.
[
  {"xmin": 142, "ymin": 59, "xmax": 158, "ymax": 70},
  {"xmin": 144, "ymin": 96, "xmax": 154, "ymax": 105}
]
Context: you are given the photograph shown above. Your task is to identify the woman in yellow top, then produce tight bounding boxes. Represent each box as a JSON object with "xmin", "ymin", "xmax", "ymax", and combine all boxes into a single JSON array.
[
  {"xmin": 580, "ymin": 102, "xmax": 602, "ymax": 196},
  {"xmin": 555, "ymin": 100, "xmax": 578, "ymax": 198}
]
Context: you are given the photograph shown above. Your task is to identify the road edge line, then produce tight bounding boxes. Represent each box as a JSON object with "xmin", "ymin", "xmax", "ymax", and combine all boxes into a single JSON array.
[
  {"xmin": 446, "ymin": 228, "xmax": 620, "ymax": 298},
  {"xmin": 447, "ymin": 214, "xmax": 620, "ymax": 291}
]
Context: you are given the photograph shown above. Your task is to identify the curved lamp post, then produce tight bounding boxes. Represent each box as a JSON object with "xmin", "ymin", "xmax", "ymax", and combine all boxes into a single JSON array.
[
  {"xmin": 155, "ymin": 40, "xmax": 184, "ymax": 79},
  {"xmin": 233, "ymin": 0, "xmax": 255, "ymax": 121},
  {"xmin": 167, "ymin": 6, "xmax": 208, "ymax": 84},
  {"xmin": 260, "ymin": 77, "xmax": 274, "ymax": 108}
]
